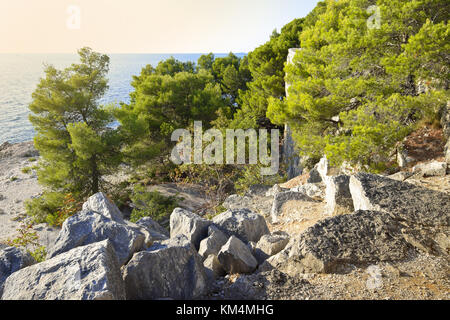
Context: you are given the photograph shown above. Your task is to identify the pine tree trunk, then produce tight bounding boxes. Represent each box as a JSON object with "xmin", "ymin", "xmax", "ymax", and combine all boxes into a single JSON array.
[{"xmin": 91, "ymin": 155, "xmax": 99, "ymax": 195}]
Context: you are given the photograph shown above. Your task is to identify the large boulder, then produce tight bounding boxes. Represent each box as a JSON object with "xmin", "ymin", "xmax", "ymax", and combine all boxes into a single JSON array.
[
  {"xmin": 254, "ymin": 232, "xmax": 290, "ymax": 264},
  {"xmin": 325, "ymin": 175, "xmax": 354, "ymax": 215},
  {"xmin": 170, "ymin": 208, "xmax": 212, "ymax": 250},
  {"xmin": 350, "ymin": 173, "xmax": 450, "ymax": 256},
  {"xmin": 48, "ymin": 210, "xmax": 146, "ymax": 266},
  {"xmin": 217, "ymin": 236, "xmax": 258, "ymax": 275},
  {"xmin": 213, "ymin": 209, "xmax": 269, "ymax": 243},
  {"xmin": 198, "ymin": 225, "xmax": 229, "ymax": 260},
  {"xmin": 271, "ymin": 191, "xmax": 316, "ymax": 223},
  {"xmin": 82, "ymin": 192, "xmax": 124, "ymax": 222},
  {"xmin": 0, "ymin": 247, "xmax": 35, "ymax": 297},
  {"xmin": 263, "ymin": 210, "xmax": 410, "ymax": 274},
  {"xmin": 1, "ymin": 241, "xmax": 125, "ymax": 300},
  {"xmin": 122, "ymin": 235, "xmax": 209, "ymax": 300}
]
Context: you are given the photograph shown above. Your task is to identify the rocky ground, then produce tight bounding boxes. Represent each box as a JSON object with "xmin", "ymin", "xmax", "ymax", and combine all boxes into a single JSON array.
[
  {"xmin": 0, "ymin": 142, "xmax": 58, "ymax": 248},
  {"xmin": 0, "ymin": 141, "xmax": 449, "ymax": 300}
]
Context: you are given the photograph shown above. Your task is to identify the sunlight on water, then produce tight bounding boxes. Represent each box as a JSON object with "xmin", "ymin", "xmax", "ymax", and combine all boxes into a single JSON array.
[{"xmin": 0, "ymin": 53, "xmax": 245, "ymax": 144}]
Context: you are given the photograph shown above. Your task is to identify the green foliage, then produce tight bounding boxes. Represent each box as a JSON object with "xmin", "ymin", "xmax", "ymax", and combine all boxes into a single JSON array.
[
  {"xmin": 44, "ymin": 193, "xmax": 83, "ymax": 227},
  {"xmin": 21, "ymin": 167, "xmax": 32, "ymax": 174},
  {"xmin": 129, "ymin": 185, "xmax": 181, "ymax": 223},
  {"xmin": 234, "ymin": 164, "xmax": 285, "ymax": 195},
  {"xmin": 7, "ymin": 223, "xmax": 47, "ymax": 263},
  {"xmin": 232, "ymin": 18, "xmax": 305, "ymax": 129},
  {"xmin": 115, "ymin": 68, "xmax": 226, "ymax": 167},
  {"xmin": 25, "ymin": 192, "xmax": 62, "ymax": 223},
  {"xmin": 267, "ymin": 0, "xmax": 450, "ymax": 169},
  {"xmin": 30, "ymin": 246, "xmax": 47, "ymax": 263},
  {"xmin": 29, "ymin": 47, "xmax": 122, "ymax": 200}
]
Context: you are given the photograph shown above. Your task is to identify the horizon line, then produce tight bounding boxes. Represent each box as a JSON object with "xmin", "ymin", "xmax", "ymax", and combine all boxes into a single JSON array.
[{"xmin": 0, "ymin": 51, "xmax": 249, "ymax": 55}]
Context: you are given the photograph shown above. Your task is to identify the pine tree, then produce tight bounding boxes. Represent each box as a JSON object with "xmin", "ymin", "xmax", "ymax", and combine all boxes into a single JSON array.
[
  {"xmin": 267, "ymin": 0, "xmax": 449, "ymax": 170},
  {"xmin": 28, "ymin": 47, "xmax": 121, "ymax": 206}
]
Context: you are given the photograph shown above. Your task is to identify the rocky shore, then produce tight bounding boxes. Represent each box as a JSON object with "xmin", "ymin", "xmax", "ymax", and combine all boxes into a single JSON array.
[{"xmin": 0, "ymin": 140, "xmax": 449, "ymax": 299}]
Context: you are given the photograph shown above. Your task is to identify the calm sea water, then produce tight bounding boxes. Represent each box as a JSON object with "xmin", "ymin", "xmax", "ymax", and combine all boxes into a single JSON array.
[{"xmin": 0, "ymin": 53, "xmax": 245, "ymax": 144}]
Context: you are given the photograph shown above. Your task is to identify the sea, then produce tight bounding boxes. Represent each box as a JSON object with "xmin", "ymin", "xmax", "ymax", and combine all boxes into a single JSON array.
[{"xmin": 0, "ymin": 53, "xmax": 246, "ymax": 144}]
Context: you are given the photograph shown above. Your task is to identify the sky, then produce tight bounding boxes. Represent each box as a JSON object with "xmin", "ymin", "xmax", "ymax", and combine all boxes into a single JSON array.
[{"xmin": 0, "ymin": 0, "xmax": 321, "ymax": 54}]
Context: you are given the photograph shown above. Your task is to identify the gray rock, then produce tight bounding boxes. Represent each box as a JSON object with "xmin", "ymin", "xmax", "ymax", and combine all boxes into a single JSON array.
[
  {"xmin": 273, "ymin": 210, "xmax": 410, "ymax": 274},
  {"xmin": 271, "ymin": 191, "xmax": 315, "ymax": 223},
  {"xmin": 136, "ymin": 217, "xmax": 169, "ymax": 241},
  {"xmin": 170, "ymin": 208, "xmax": 212, "ymax": 250},
  {"xmin": 198, "ymin": 225, "xmax": 229, "ymax": 260},
  {"xmin": 254, "ymin": 232, "xmax": 290, "ymax": 264},
  {"xmin": 388, "ymin": 171, "xmax": 414, "ymax": 182},
  {"xmin": 136, "ymin": 217, "xmax": 169, "ymax": 236},
  {"xmin": 0, "ymin": 247, "xmax": 35, "ymax": 297},
  {"xmin": 82, "ymin": 192, "xmax": 124, "ymax": 222},
  {"xmin": 122, "ymin": 235, "xmax": 209, "ymax": 300},
  {"xmin": 213, "ymin": 209, "xmax": 269, "ymax": 243},
  {"xmin": 325, "ymin": 175, "xmax": 354, "ymax": 215},
  {"xmin": 265, "ymin": 184, "xmax": 282, "ymax": 197},
  {"xmin": 292, "ymin": 183, "xmax": 324, "ymax": 200},
  {"xmin": 223, "ymin": 194, "xmax": 252, "ymax": 211},
  {"xmin": 246, "ymin": 184, "xmax": 272, "ymax": 197},
  {"xmin": 412, "ymin": 161, "xmax": 447, "ymax": 177},
  {"xmin": 350, "ymin": 173, "xmax": 450, "ymax": 256},
  {"xmin": 307, "ymin": 166, "xmax": 322, "ymax": 183},
  {"xmin": 203, "ymin": 254, "xmax": 226, "ymax": 280},
  {"xmin": 1, "ymin": 240, "xmax": 125, "ymax": 300},
  {"xmin": 445, "ymin": 140, "xmax": 450, "ymax": 165},
  {"xmin": 218, "ymin": 236, "xmax": 258, "ymax": 274},
  {"xmin": 48, "ymin": 210, "xmax": 146, "ymax": 266}
]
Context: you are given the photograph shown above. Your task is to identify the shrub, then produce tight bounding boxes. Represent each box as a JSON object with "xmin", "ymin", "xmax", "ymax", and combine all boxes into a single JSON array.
[
  {"xmin": 7, "ymin": 223, "xmax": 47, "ymax": 263},
  {"xmin": 21, "ymin": 167, "xmax": 32, "ymax": 174},
  {"xmin": 25, "ymin": 192, "xmax": 81, "ymax": 226},
  {"xmin": 129, "ymin": 185, "xmax": 181, "ymax": 223},
  {"xmin": 235, "ymin": 164, "xmax": 285, "ymax": 195},
  {"xmin": 44, "ymin": 193, "xmax": 83, "ymax": 227}
]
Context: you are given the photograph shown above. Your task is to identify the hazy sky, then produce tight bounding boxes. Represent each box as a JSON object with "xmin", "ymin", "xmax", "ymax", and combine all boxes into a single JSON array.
[{"xmin": 0, "ymin": 0, "xmax": 320, "ymax": 53}]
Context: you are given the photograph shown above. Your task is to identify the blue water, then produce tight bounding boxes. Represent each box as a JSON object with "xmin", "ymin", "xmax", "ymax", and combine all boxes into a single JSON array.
[{"xmin": 0, "ymin": 53, "xmax": 245, "ymax": 144}]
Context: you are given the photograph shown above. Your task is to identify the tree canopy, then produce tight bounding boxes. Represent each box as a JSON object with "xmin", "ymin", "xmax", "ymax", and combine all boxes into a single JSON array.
[{"xmin": 267, "ymin": 0, "xmax": 449, "ymax": 169}]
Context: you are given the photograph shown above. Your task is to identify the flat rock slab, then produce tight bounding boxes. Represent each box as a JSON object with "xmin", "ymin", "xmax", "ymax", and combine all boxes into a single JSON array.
[
  {"xmin": 350, "ymin": 173, "xmax": 450, "ymax": 228},
  {"xmin": 122, "ymin": 235, "xmax": 209, "ymax": 300},
  {"xmin": 271, "ymin": 191, "xmax": 316, "ymax": 223},
  {"xmin": 265, "ymin": 210, "xmax": 411, "ymax": 274},
  {"xmin": 1, "ymin": 240, "xmax": 125, "ymax": 300}
]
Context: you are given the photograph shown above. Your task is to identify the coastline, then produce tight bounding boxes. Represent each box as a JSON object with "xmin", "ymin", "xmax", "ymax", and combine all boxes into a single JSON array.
[{"xmin": 0, "ymin": 141, "xmax": 58, "ymax": 247}]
